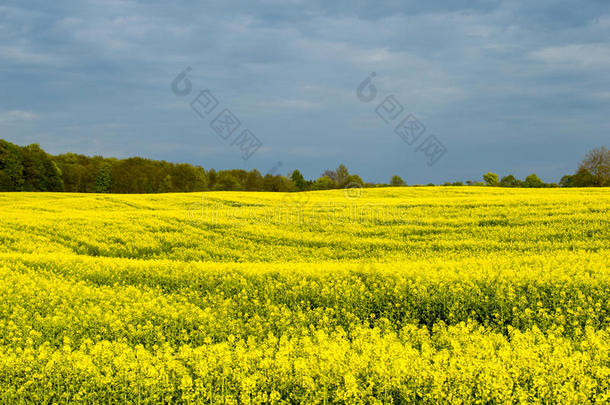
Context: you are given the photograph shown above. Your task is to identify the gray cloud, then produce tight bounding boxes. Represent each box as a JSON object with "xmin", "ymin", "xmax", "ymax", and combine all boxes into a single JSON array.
[{"xmin": 1, "ymin": 0, "xmax": 609, "ymax": 183}]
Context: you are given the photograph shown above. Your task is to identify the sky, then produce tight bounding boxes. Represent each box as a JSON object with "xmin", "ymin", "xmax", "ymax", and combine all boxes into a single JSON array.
[{"xmin": 1, "ymin": 0, "xmax": 609, "ymax": 184}]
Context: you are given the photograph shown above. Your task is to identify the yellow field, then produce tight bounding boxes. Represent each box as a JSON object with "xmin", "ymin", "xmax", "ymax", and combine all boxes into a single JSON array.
[{"xmin": 0, "ymin": 187, "xmax": 609, "ymax": 403}]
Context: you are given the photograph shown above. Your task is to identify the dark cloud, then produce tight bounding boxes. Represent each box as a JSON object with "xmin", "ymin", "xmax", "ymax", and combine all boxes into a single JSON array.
[{"xmin": 1, "ymin": 0, "xmax": 609, "ymax": 183}]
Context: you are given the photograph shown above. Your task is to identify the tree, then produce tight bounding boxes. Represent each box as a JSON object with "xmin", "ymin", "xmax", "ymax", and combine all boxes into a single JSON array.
[
  {"xmin": 110, "ymin": 158, "xmax": 151, "ymax": 193},
  {"xmin": 0, "ymin": 139, "xmax": 25, "ymax": 191},
  {"xmin": 160, "ymin": 174, "xmax": 172, "ymax": 193},
  {"xmin": 207, "ymin": 169, "xmax": 217, "ymax": 189},
  {"xmin": 20, "ymin": 144, "xmax": 64, "ymax": 191},
  {"xmin": 171, "ymin": 163, "xmax": 207, "ymax": 192},
  {"xmin": 500, "ymin": 175, "xmax": 521, "ymax": 187},
  {"xmin": 312, "ymin": 175, "xmax": 336, "ymax": 190},
  {"xmin": 322, "ymin": 169, "xmax": 338, "ymax": 183},
  {"xmin": 523, "ymin": 173, "xmax": 544, "ymax": 188},
  {"xmin": 559, "ymin": 174, "xmax": 573, "ymax": 187},
  {"xmin": 561, "ymin": 168, "xmax": 595, "ymax": 187},
  {"xmin": 45, "ymin": 160, "xmax": 65, "ymax": 191},
  {"xmin": 21, "ymin": 144, "xmax": 47, "ymax": 191},
  {"xmin": 95, "ymin": 163, "xmax": 112, "ymax": 193},
  {"xmin": 53, "ymin": 153, "xmax": 109, "ymax": 192},
  {"xmin": 245, "ymin": 169, "xmax": 263, "ymax": 191},
  {"xmin": 483, "ymin": 172, "xmax": 499, "ymax": 186},
  {"xmin": 578, "ymin": 146, "xmax": 610, "ymax": 186},
  {"xmin": 390, "ymin": 175, "xmax": 406, "ymax": 186},
  {"xmin": 213, "ymin": 172, "xmax": 243, "ymax": 191},
  {"xmin": 54, "ymin": 153, "xmax": 86, "ymax": 192},
  {"xmin": 344, "ymin": 174, "xmax": 364, "ymax": 187},
  {"xmin": 336, "ymin": 164, "xmax": 349, "ymax": 187},
  {"xmin": 290, "ymin": 170, "xmax": 307, "ymax": 191},
  {"xmin": 262, "ymin": 174, "xmax": 294, "ymax": 192}
]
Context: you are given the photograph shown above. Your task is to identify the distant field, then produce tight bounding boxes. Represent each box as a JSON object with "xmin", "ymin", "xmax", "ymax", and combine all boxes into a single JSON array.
[{"xmin": 0, "ymin": 187, "xmax": 609, "ymax": 403}]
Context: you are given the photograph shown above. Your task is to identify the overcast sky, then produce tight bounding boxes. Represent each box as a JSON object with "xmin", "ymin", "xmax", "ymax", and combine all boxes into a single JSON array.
[{"xmin": 1, "ymin": 0, "xmax": 609, "ymax": 183}]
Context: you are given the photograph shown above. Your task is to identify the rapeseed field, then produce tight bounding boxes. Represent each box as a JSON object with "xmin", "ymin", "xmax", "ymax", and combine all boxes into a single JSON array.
[{"xmin": 0, "ymin": 187, "xmax": 608, "ymax": 403}]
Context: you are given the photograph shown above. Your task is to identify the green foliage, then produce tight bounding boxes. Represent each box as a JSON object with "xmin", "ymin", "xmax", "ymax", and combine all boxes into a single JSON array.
[
  {"xmin": 20, "ymin": 144, "xmax": 64, "ymax": 192},
  {"xmin": 500, "ymin": 174, "xmax": 521, "ymax": 187},
  {"xmin": 46, "ymin": 160, "xmax": 65, "ymax": 192},
  {"xmin": 390, "ymin": 175, "xmax": 406, "ymax": 186},
  {"xmin": 312, "ymin": 175, "xmax": 336, "ymax": 190},
  {"xmin": 523, "ymin": 173, "xmax": 544, "ymax": 188},
  {"xmin": 262, "ymin": 174, "xmax": 294, "ymax": 192},
  {"xmin": 214, "ymin": 172, "xmax": 244, "ymax": 191},
  {"xmin": 206, "ymin": 168, "xmax": 217, "ymax": 189},
  {"xmin": 483, "ymin": 172, "xmax": 499, "ymax": 186},
  {"xmin": 560, "ymin": 168, "xmax": 597, "ymax": 187},
  {"xmin": 2, "ymin": 139, "xmax": 607, "ymax": 193},
  {"xmin": 53, "ymin": 153, "xmax": 103, "ymax": 192},
  {"xmin": 290, "ymin": 170, "xmax": 307, "ymax": 191},
  {"xmin": 95, "ymin": 163, "xmax": 112, "ymax": 193},
  {"xmin": 579, "ymin": 146, "xmax": 610, "ymax": 186},
  {"xmin": 170, "ymin": 163, "xmax": 207, "ymax": 192},
  {"xmin": 336, "ymin": 164, "xmax": 350, "ymax": 187},
  {"xmin": 245, "ymin": 169, "xmax": 264, "ymax": 191},
  {"xmin": 0, "ymin": 140, "xmax": 25, "ymax": 191},
  {"xmin": 344, "ymin": 174, "xmax": 364, "ymax": 187},
  {"xmin": 559, "ymin": 146, "xmax": 609, "ymax": 187}
]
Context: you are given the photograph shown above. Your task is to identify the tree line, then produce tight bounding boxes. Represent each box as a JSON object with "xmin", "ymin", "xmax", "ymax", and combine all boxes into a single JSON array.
[
  {"xmin": 0, "ymin": 139, "xmax": 608, "ymax": 193},
  {"xmin": 478, "ymin": 147, "xmax": 609, "ymax": 188}
]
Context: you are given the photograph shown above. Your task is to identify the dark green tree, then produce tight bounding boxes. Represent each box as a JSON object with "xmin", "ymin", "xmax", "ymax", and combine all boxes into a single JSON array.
[
  {"xmin": 262, "ymin": 174, "xmax": 294, "ymax": 192},
  {"xmin": 344, "ymin": 174, "xmax": 364, "ymax": 187},
  {"xmin": 207, "ymin": 169, "xmax": 217, "ymax": 189},
  {"xmin": 245, "ymin": 169, "xmax": 263, "ymax": 191},
  {"xmin": 500, "ymin": 175, "xmax": 521, "ymax": 187},
  {"xmin": 336, "ymin": 164, "xmax": 350, "ymax": 187},
  {"xmin": 44, "ymin": 160, "xmax": 64, "ymax": 191},
  {"xmin": 560, "ymin": 168, "xmax": 595, "ymax": 187},
  {"xmin": 312, "ymin": 175, "xmax": 336, "ymax": 190},
  {"xmin": 21, "ymin": 144, "xmax": 46, "ymax": 191},
  {"xmin": 483, "ymin": 172, "xmax": 499, "ymax": 186},
  {"xmin": 0, "ymin": 139, "xmax": 25, "ymax": 191},
  {"xmin": 290, "ymin": 170, "xmax": 307, "ymax": 191},
  {"xmin": 20, "ymin": 144, "xmax": 64, "ymax": 191},
  {"xmin": 523, "ymin": 173, "xmax": 544, "ymax": 188},
  {"xmin": 171, "ymin": 163, "xmax": 207, "ymax": 192},
  {"xmin": 213, "ymin": 172, "xmax": 243, "ymax": 191},
  {"xmin": 390, "ymin": 175, "xmax": 406, "ymax": 186},
  {"xmin": 95, "ymin": 163, "xmax": 112, "ymax": 193}
]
